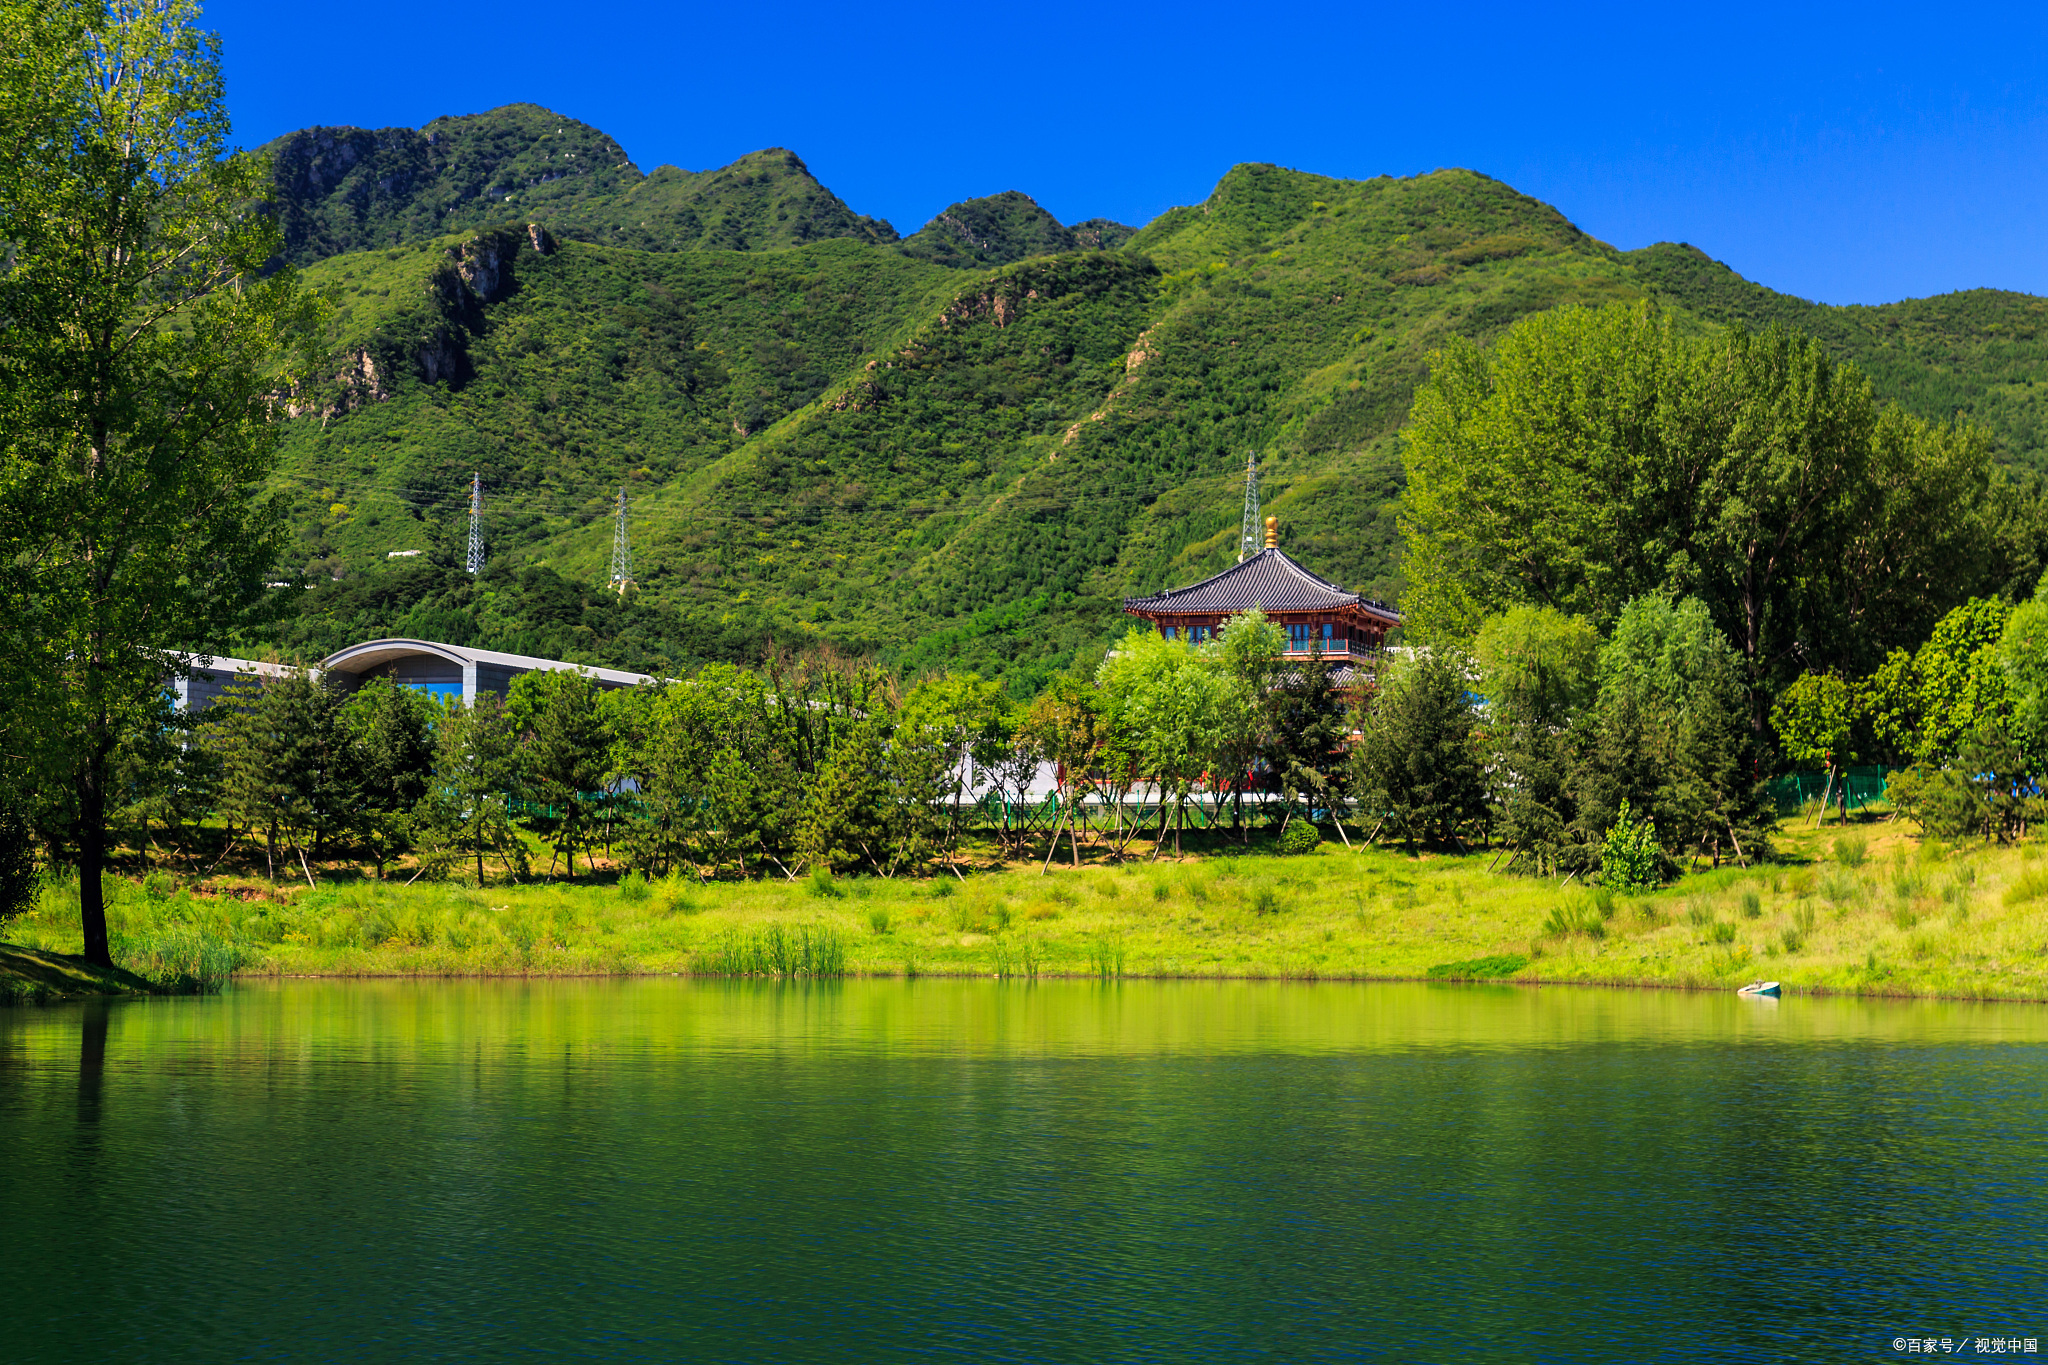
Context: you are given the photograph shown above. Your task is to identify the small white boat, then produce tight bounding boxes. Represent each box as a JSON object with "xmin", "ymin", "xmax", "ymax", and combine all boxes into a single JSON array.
[{"xmin": 1737, "ymin": 981, "xmax": 1782, "ymax": 998}]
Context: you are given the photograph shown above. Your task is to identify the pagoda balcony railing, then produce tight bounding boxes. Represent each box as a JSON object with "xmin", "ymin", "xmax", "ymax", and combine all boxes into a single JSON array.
[{"xmin": 1282, "ymin": 639, "xmax": 1384, "ymax": 660}]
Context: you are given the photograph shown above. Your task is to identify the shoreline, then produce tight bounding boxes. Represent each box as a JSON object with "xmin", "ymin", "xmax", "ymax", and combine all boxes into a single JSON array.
[
  {"xmin": 207, "ymin": 965, "xmax": 2048, "ymax": 1005},
  {"xmin": 14, "ymin": 814, "xmax": 2048, "ymax": 1006}
]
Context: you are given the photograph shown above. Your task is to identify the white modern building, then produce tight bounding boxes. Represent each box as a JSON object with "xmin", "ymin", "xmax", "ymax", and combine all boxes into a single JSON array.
[{"xmin": 171, "ymin": 638, "xmax": 654, "ymax": 712}]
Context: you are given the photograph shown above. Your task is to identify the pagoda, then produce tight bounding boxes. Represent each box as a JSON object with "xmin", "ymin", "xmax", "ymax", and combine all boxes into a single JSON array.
[{"xmin": 1121, "ymin": 516, "xmax": 1401, "ymax": 684}]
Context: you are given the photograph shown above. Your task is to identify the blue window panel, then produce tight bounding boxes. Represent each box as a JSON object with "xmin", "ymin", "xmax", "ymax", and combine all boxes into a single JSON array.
[{"xmin": 403, "ymin": 682, "xmax": 465, "ymax": 701}]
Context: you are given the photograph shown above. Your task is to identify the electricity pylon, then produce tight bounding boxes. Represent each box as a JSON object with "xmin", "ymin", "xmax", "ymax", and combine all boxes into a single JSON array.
[
  {"xmin": 608, "ymin": 486, "xmax": 634, "ymax": 595},
  {"xmin": 1238, "ymin": 452, "xmax": 1262, "ymax": 561},
  {"xmin": 466, "ymin": 471, "xmax": 484, "ymax": 576}
]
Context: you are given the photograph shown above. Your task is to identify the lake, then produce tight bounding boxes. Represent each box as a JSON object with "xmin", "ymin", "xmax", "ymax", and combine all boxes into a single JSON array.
[{"xmin": 1, "ymin": 979, "xmax": 2043, "ymax": 1362}]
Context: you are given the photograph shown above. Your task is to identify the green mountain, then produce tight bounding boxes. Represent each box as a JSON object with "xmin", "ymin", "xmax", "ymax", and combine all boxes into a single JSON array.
[
  {"xmin": 900, "ymin": 191, "xmax": 1132, "ymax": 268},
  {"xmin": 1626, "ymin": 242, "xmax": 2048, "ymax": 462},
  {"xmin": 263, "ymin": 106, "xmax": 896, "ymax": 267},
  {"xmin": 246, "ymin": 120, "xmax": 2048, "ymax": 692},
  {"xmin": 550, "ymin": 148, "xmax": 898, "ymax": 253},
  {"xmin": 264, "ymin": 104, "xmax": 639, "ymax": 266}
]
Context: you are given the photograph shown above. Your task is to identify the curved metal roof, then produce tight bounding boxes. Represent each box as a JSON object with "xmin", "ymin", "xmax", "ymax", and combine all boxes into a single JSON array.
[
  {"xmin": 320, "ymin": 638, "xmax": 654, "ymax": 689},
  {"xmin": 1122, "ymin": 549, "xmax": 1402, "ymax": 623}
]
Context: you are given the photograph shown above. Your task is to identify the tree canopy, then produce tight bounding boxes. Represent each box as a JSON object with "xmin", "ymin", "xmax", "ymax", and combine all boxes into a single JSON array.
[{"xmin": 1401, "ymin": 302, "xmax": 2022, "ymax": 716}]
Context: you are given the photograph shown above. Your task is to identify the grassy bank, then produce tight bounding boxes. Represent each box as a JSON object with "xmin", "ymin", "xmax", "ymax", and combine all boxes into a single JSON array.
[
  {"xmin": 0, "ymin": 944, "xmax": 156, "ymax": 1003},
  {"xmin": 12, "ymin": 813, "xmax": 2048, "ymax": 1000}
]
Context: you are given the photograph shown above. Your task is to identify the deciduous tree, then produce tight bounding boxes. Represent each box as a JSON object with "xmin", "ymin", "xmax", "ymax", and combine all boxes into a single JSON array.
[{"xmin": 0, "ymin": 1, "xmax": 321, "ymax": 962}]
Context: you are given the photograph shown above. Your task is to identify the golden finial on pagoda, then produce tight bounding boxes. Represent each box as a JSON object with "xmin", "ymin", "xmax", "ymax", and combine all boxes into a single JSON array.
[{"xmin": 1264, "ymin": 515, "xmax": 1278, "ymax": 550}]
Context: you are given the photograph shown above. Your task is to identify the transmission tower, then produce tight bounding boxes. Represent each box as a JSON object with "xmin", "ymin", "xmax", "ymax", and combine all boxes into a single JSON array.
[
  {"xmin": 608, "ymin": 486, "xmax": 635, "ymax": 595},
  {"xmin": 1238, "ymin": 452, "xmax": 1262, "ymax": 561},
  {"xmin": 466, "ymin": 471, "xmax": 484, "ymax": 576}
]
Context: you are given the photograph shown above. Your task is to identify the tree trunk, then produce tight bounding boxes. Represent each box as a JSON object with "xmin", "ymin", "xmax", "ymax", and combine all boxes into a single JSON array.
[{"xmin": 77, "ymin": 737, "xmax": 113, "ymax": 968}]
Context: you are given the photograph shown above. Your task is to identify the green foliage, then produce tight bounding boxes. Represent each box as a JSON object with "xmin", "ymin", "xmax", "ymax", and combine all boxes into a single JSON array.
[
  {"xmin": 1629, "ymin": 241, "xmax": 2048, "ymax": 474},
  {"xmin": 1096, "ymin": 629, "xmax": 1240, "ymax": 853},
  {"xmin": 1476, "ymin": 605, "xmax": 1599, "ymax": 730},
  {"xmin": 410, "ymin": 692, "xmax": 528, "ymax": 886},
  {"xmin": 1401, "ymin": 303, "xmax": 2009, "ymax": 706},
  {"xmin": 507, "ymin": 668, "xmax": 611, "ymax": 876},
  {"xmin": 339, "ymin": 678, "xmax": 437, "ymax": 875},
  {"xmin": 1279, "ymin": 819, "xmax": 1322, "ymax": 855},
  {"xmin": 1600, "ymin": 799, "xmax": 1661, "ymax": 889},
  {"xmin": 901, "ymin": 191, "xmax": 1101, "ymax": 268},
  {"xmin": 1572, "ymin": 596, "xmax": 1772, "ymax": 864},
  {"xmin": 703, "ymin": 922, "xmax": 846, "ymax": 978},
  {"xmin": 202, "ymin": 670, "xmax": 360, "ymax": 879},
  {"xmin": 0, "ymin": 801, "xmax": 40, "ymax": 927},
  {"xmin": 0, "ymin": 1, "xmax": 324, "ymax": 962},
  {"xmin": 1543, "ymin": 897, "xmax": 1607, "ymax": 937},
  {"xmin": 1773, "ymin": 673, "xmax": 1857, "ymax": 773},
  {"xmin": 1351, "ymin": 650, "xmax": 1487, "ymax": 850},
  {"xmin": 1424, "ymin": 954, "xmax": 1528, "ymax": 978}
]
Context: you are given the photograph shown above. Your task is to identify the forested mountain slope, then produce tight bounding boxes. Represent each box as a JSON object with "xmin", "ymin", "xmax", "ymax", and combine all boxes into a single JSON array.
[
  {"xmin": 1629, "ymin": 242, "xmax": 2048, "ymax": 469},
  {"xmin": 900, "ymin": 191, "xmax": 1135, "ymax": 268},
  {"xmin": 245, "ymin": 111, "xmax": 2048, "ymax": 692}
]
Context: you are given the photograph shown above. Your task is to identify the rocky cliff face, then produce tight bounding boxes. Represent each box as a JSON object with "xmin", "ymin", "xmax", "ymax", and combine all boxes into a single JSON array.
[
  {"xmin": 262, "ymin": 105, "xmax": 635, "ymax": 267},
  {"xmin": 288, "ymin": 223, "xmax": 554, "ymax": 414}
]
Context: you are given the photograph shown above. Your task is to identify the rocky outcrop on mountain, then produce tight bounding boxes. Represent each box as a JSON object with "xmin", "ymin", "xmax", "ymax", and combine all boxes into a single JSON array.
[{"xmin": 263, "ymin": 105, "xmax": 636, "ymax": 267}]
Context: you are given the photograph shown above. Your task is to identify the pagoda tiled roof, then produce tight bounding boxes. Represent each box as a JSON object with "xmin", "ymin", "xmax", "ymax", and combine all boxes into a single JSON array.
[{"xmin": 1122, "ymin": 548, "xmax": 1402, "ymax": 623}]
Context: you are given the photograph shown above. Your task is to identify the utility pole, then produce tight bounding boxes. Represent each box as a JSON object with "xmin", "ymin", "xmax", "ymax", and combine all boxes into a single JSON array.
[
  {"xmin": 1238, "ymin": 452, "xmax": 1262, "ymax": 562},
  {"xmin": 608, "ymin": 486, "xmax": 634, "ymax": 595},
  {"xmin": 466, "ymin": 471, "xmax": 484, "ymax": 576}
]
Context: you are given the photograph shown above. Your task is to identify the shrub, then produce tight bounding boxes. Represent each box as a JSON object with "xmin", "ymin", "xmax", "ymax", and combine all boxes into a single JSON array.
[
  {"xmin": 1249, "ymin": 887, "xmax": 1283, "ymax": 916},
  {"xmin": 1833, "ymin": 834, "xmax": 1867, "ymax": 868},
  {"xmin": 2003, "ymin": 868, "xmax": 2048, "ymax": 906},
  {"xmin": 867, "ymin": 907, "xmax": 891, "ymax": 935},
  {"xmin": 616, "ymin": 872, "xmax": 651, "ymax": 903},
  {"xmin": 1739, "ymin": 889, "xmax": 1762, "ymax": 919},
  {"xmin": 1600, "ymin": 800, "xmax": 1661, "ymax": 889},
  {"xmin": 1425, "ymin": 954, "xmax": 1528, "ymax": 978},
  {"xmin": 1279, "ymin": 820, "xmax": 1322, "ymax": 855},
  {"xmin": 1707, "ymin": 920, "xmax": 1737, "ymax": 945},
  {"xmin": 806, "ymin": 866, "xmax": 844, "ymax": 899},
  {"xmin": 0, "ymin": 805, "xmax": 40, "ymax": 928},
  {"xmin": 1543, "ymin": 898, "xmax": 1606, "ymax": 938},
  {"xmin": 929, "ymin": 878, "xmax": 956, "ymax": 899}
]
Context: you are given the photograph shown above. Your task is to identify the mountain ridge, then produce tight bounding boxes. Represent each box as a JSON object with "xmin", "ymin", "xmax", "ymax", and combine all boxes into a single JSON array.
[{"xmin": 244, "ymin": 112, "xmax": 2048, "ymax": 693}]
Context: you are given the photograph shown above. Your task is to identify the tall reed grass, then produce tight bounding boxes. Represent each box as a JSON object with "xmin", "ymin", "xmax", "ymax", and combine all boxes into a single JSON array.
[{"xmin": 702, "ymin": 923, "xmax": 846, "ymax": 978}]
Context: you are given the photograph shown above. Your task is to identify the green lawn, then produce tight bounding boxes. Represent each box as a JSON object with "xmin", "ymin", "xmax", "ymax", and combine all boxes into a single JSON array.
[{"xmin": 9, "ymin": 812, "xmax": 2048, "ymax": 1001}]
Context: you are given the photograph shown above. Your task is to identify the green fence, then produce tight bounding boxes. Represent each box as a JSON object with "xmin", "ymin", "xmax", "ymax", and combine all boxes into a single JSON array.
[{"xmin": 1767, "ymin": 765, "xmax": 1893, "ymax": 816}]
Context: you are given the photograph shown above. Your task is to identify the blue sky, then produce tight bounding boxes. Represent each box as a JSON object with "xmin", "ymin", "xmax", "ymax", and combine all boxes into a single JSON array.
[{"xmin": 206, "ymin": 0, "xmax": 2048, "ymax": 307}]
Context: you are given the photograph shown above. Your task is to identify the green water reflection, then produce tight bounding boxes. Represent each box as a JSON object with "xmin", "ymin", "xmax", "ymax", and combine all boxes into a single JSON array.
[{"xmin": 1, "ymin": 980, "xmax": 2042, "ymax": 1363}]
